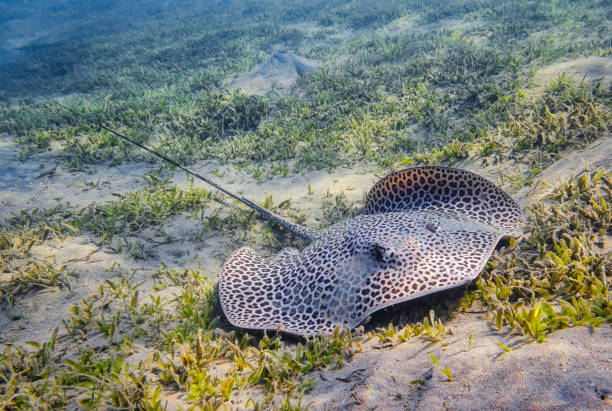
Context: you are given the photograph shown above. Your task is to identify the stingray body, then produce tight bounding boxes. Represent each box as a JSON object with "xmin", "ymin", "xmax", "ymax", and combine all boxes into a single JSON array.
[{"xmin": 220, "ymin": 166, "xmax": 524, "ymax": 337}]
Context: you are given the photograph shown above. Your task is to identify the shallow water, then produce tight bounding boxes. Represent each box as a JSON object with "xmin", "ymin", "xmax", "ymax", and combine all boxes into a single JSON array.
[{"xmin": 1, "ymin": 1, "xmax": 611, "ymax": 409}]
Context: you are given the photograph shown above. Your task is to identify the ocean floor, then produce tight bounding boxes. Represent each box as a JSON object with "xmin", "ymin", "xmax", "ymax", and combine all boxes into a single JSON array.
[{"xmin": 0, "ymin": 10, "xmax": 611, "ymax": 407}]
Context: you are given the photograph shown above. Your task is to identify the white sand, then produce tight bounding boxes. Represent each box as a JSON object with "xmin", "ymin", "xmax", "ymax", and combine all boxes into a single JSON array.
[{"xmin": 227, "ymin": 49, "xmax": 320, "ymax": 95}]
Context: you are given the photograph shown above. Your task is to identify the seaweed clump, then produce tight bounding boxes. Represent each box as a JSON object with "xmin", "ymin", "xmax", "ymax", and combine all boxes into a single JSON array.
[{"xmin": 471, "ymin": 170, "xmax": 611, "ymax": 342}]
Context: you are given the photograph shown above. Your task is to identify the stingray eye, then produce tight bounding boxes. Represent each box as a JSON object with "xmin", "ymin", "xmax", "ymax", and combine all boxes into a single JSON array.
[
  {"xmin": 425, "ymin": 221, "xmax": 439, "ymax": 233},
  {"xmin": 372, "ymin": 244, "xmax": 387, "ymax": 262}
]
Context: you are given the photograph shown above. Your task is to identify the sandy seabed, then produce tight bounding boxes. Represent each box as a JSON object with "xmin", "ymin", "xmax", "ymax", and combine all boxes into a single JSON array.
[{"xmin": 1, "ymin": 52, "xmax": 611, "ymax": 409}]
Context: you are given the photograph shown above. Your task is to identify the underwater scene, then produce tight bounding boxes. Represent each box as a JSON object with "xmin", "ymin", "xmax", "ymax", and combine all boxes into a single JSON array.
[{"xmin": 0, "ymin": 0, "xmax": 611, "ymax": 408}]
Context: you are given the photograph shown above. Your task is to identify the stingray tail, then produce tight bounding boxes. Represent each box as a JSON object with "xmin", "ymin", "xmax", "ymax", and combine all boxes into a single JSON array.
[
  {"xmin": 44, "ymin": 96, "xmax": 316, "ymax": 242},
  {"xmin": 254, "ymin": 207, "xmax": 317, "ymax": 242}
]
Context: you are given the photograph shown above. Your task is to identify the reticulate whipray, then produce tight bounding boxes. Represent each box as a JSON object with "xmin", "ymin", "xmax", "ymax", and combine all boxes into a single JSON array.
[{"xmin": 219, "ymin": 166, "xmax": 524, "ymax": 337}]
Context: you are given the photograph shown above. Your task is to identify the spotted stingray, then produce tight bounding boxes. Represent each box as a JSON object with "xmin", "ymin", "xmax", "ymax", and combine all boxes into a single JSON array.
[{"xmin": 219, "ymin": 166, "xmax": 524, "ymax": 337}]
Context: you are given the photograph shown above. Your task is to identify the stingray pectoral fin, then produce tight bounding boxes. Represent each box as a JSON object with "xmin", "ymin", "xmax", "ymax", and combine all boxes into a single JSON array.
[
  {"xmin": 348, "ymin": 220, "xmax": 503, "ymax": 329},
  {"xmin": 219, "ymin": 247, "xmax": 286, "ymax": 332},
  {"xmin": 365, "ymin": 166, "xmax": 524, "ymax": 236}
]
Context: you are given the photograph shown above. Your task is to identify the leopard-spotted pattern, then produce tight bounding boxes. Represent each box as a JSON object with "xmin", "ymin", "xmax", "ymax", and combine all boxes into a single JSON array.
[
  {"xmin": 219, "ymin": 166, "xmax": 524, "ymax": 337},
  {"xmin": 365, "ymin": 166, "xmax": 524, "ymax": 236}
]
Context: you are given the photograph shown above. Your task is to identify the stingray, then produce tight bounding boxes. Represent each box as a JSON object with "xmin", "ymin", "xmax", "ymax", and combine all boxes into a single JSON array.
[
  {"xmin": 220, "ymin": 166, "xmax": 524, "ymax": 337},
  {"xmin": 44, "ymin": 99, "xmax": 524, "ymax": 338}
]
